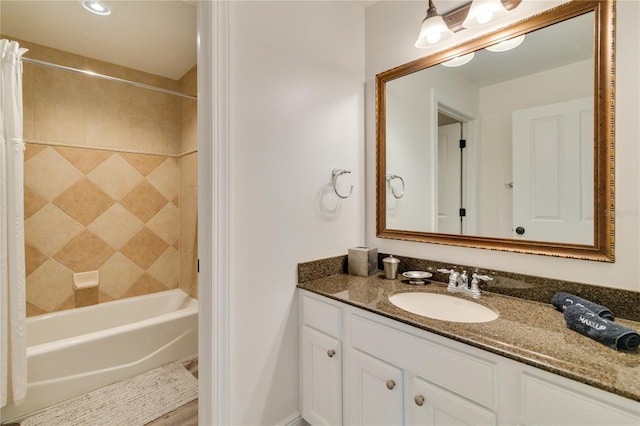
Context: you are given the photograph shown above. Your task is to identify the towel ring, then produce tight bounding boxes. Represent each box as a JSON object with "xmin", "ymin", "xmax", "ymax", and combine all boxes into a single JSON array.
[
  {"xmin": 332, "ymin": 168, "xmax": 353, "ymax": 199},
  {"xmin": 386, "ymin": 174, "xmax": 405, "ymax": 199}
]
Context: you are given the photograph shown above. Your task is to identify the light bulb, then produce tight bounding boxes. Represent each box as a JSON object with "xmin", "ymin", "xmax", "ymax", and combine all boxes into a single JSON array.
[
  {"xmin": 462, "ymin": 0, "xmax": 508, "ymax": 28},
  {"xmin": 476, "ymin": 11, "xmax": 493, "ymax": 24},
  {"xmin": 427, "ymin": 32, "xmax": 442, "ymax": 44}
]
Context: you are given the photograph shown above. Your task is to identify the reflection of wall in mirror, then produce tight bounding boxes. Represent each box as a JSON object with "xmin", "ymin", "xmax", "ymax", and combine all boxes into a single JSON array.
[
  {"xmin": 477, "ymin": 59, "xmax": 593, "ymax": 238},
  {"xmin": 386, "ymin": 66, "xmax": 478, "ymax": 233}
]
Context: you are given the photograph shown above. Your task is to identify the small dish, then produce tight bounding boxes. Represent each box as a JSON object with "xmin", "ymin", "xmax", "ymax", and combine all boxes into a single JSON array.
[{"xmin": 402, "ymin": 271, "xmax": 432, "ymax": 285}]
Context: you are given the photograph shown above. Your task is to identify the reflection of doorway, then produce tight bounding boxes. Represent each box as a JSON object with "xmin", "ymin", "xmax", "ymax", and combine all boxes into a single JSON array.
[
  {"xmin": 438, "ymin": 114, "xmax": 463, "ymax": 234},
  {"xmin": 437, "ymin": 106, "xmax": 479, "ymax": 235}
]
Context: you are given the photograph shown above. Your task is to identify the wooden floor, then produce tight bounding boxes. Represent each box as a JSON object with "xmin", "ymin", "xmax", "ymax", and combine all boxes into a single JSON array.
[
  {"xmin": 145, "ymin": 399, "xmax": 198, "ymax": 426},
  {"xmin": 146, "ymin": 357, "xmax": 199, "ymax": 426}
]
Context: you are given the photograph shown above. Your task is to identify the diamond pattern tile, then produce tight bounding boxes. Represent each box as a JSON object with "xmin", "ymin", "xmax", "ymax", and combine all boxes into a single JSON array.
[
  {"xmin": 25, "ymin": 203, "xmax": 84, "ymax": 256},
  {"xmin": 120, "ymin": 181, "xmax": 168, "ymax": 223},
  {"xmin": 148, "ymin": 246, "xmax": 180, "ymax": 288},
  {"xmin": 24, "ymin": 143, "xmax": 47, "ymax": 162},
  {"xmin": 88, "ymin": 204, "xmax": 144, "ymax": 250},
  {"xmin": 146, "ymin": 203, "xmax": 179, "ymax": 244},
  {"xmin": 122, "ymin": 273, "xmax": 168, "ymax": 299},
  {"xmin": 53, "ymin": 146, "xmax": 113, "ymax": 174},
  {"xmin": 22, "ymin": 41, "xmax": 198, "ymax": 314},
  {"xmin": 26, "ymin": 259, "xmax": 74, "ymax": 312},
  {"xmin": 147, "ymin": 157, "xmax": 179, "ymax": 201},
  {"xmin": 54, "ymin": 230, "xmax": 114, "ymax": 272},
  {"xmin": 98, "ymin": 253, "xmax": 145, "ymax": 298},
  {"xmin": 120, "ymin": 227, "xmax": 169, "ymax": 269},
  {"xmin": 26, "ymin": 302, "xmax": 47, "ymax": 318},
  {"xmin": 87, "ymin": 154, "xmax": 144, "ymax": 201},
  {"xmin": 53, "ymin": 179, "xmax": 115, "ymax": 226},
  {"xmin": 98, "ymin": 290, "xmax": 115, "ymax": 304},
  {"xmin": 24, "ymin": 147, "xmax": 84, "ymax": 201},
  {"xmin": 55, "ymin": 295, "xmax": 76, "ymax": 312},
  {"xmin": 120, "ymin": 152, "xmax": 166, "ymax": 176},
  {"xmin": 24, "ymin": 186, "xmax": 48, "ymax": 220},
  {"xmin": 25, "ymin": 244, "xmax": 48, "ymax": 276}
]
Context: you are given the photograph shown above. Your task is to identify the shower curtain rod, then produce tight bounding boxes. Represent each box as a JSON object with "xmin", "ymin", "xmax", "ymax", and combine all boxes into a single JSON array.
[{"xmin": 21, "ymin": 57, "xmax": 198, "ymax": 100}]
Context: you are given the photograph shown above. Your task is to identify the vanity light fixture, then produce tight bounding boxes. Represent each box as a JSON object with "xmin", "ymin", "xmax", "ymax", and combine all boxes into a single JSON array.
[
  {"xmin": 462, "ymin": 0, "xmax": 509, "ymax": 28},
  {"xmin": 485, "ymin": 34, "xmax": 525, "ymax": 52},
  {"xmin": 441, "ymin": 52, "xmax": 475, "ymax": 67},
  {"xmin": 415, "ymin": 0, "xmax": 454, "ymax": 48},
  {"xmin": 82, "ymin": 0, "xmax": 111, "ymax": 16}
]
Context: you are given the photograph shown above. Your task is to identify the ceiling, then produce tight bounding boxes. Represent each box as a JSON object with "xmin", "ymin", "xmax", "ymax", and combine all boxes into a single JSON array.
[
  {"xmin": 1, "ymin": 0, "xmax": 197, "ymax": 80},
  {"xmin": 0, "ymin": 0, "xmax": 590, "ymax": 84}
]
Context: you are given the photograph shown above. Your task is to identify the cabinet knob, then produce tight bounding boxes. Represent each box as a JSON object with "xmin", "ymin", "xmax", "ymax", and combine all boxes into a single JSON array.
[
  {"xmin": 327, "ymin": 349, "xmax": 336, "ymax": 358},
  {"xmin": 386, "ymin": 380, "xmax": 396, "ymax": 390},
  {"xmin": 414, "ymin": 395, "xmax": 425, "ymax": 406}
]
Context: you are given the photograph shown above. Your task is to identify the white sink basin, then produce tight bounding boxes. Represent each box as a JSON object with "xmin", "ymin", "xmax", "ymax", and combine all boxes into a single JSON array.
[{"xmin": 388, "ymin": 292, "xmax": 499, "ymax": 323}]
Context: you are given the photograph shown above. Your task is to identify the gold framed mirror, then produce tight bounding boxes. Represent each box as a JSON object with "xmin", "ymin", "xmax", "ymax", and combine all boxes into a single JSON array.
[{"xmin": 376, "ymin": 0, "xmax": 614, "ymax": 262}]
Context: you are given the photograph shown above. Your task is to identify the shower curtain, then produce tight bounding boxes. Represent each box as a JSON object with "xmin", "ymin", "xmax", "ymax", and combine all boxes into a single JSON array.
[{"xmin": 0, "ymin": 39, "xmax": 28, "ymax": 407}]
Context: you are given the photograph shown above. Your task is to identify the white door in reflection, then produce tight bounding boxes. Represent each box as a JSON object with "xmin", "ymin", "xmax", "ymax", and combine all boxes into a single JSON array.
[
  {"xmin": 512, "ymin": 97, "xmax": 594, "ymax": 244},
  {"xmin": 438, "ymin": 122, "xmax": 463, "ymax": 234}
]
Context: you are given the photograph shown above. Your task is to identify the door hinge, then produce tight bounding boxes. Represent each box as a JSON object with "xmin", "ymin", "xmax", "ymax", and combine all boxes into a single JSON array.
[
  {"xmin": 459, "ymin": 139, "xmax": 466, "ymax": 149},
  {"xmin": 197, "ymin": 259, "xmax": 200, "ymax": 273},
  {"xmin": 459, "ymin": 208, "xmax": 466, "ymax": 217}
]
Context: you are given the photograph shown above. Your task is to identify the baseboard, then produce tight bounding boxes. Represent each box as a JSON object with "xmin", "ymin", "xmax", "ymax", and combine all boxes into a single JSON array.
[{"xmin": 278, "ymin": 411, "xmax": 308, "ymax": 426}]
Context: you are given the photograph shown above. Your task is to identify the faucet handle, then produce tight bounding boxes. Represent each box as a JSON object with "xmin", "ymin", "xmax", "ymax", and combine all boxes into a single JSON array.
[
  {"xmin": 468, "ymin": 273, "xmax": 491, "ymax": 297},
  {"xmin": 472, "ymin": 273, "xmax": 492, "ymax": 282},
  {"xmin": 438, "ymin": 269, "xmax": 460, "ymax": 288},
  {"xmin": 471, "ymin": 273, "xmax": 493, "ymax": 288}
]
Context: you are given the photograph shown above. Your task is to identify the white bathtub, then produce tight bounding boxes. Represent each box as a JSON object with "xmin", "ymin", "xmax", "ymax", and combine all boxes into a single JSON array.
[{"xmin": 1, "ymin": 289, "xmax": 198, "ymax": 422}]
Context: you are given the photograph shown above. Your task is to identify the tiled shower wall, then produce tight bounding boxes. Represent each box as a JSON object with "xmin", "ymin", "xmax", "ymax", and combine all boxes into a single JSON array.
[
  {"xmin": 14, "ymin": 38, "xmax": 197, "ymax": 316},
  {"xmin": 178, "ymin": 67, "xmax": 198, "ymax": 300}
]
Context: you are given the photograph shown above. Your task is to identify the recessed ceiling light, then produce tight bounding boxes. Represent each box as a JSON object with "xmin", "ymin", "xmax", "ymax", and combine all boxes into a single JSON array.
[{"xmin": 82, "ymin": 0, "xmax": 111, "ymax": 16}]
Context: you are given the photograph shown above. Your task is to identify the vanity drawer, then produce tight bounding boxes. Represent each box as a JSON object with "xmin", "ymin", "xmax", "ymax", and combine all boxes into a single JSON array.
[
  {"xmin": 302, "ymin": 293, "xmax": 342, "ymax": 338},
  {"xmin": 349, "ymin": 314, "xmax": 496, "ymax": 409}
]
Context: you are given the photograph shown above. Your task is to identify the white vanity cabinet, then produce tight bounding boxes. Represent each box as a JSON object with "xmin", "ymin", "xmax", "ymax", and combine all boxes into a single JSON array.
[
  {"xmin": 299, "ymin": 290, "xmax": 639, "ymax": 426},
  {"xmin": 300, "ymin": 293, "xmax": 343, "ymax": 425},
  {"xmin": 344, "ymin": 348, "xmax": 404, "ymax": 425}
]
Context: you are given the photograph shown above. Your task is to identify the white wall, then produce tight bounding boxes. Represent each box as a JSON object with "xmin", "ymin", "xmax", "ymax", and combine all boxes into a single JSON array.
[
  {"xmin": 365, "ymin": 0, "xmax": 640, "ymax": 292},
  {"xmin": 386, "ymin": 65, "xmax": 479, "ymax": 232},
  {"xmin": 228, "ymin": 2, "xmax": 364, "ymax": 424}
]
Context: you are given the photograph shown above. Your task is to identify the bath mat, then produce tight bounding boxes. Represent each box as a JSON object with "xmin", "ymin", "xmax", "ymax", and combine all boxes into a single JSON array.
[{"xmin": 20, "ymin": 362, "xmax": 198, "ymax": 426}]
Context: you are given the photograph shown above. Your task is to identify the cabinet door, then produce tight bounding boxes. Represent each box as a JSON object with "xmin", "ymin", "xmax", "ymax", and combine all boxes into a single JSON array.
[
  {"xmin": 301, "ymin": 326, "xmax": 342, "ymax": 426},
  {"xmin": 345, "ymin": 349, "xmax": 404, "ymax": 426},
  {"xmin": 408, "ymin": 375, "xmax": 496, "ymax": 426}
]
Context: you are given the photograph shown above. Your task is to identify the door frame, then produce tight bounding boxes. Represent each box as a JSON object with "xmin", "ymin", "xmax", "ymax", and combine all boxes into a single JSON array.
[{"xmin": 434, "ymin": 95, "xmax": 479, "ymax": 236}]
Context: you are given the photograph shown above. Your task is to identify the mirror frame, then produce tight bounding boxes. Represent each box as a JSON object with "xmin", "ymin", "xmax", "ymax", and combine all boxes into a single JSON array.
[{"xmin": 376, "ymin": 0, "xmax": 615, "ymax": 262}]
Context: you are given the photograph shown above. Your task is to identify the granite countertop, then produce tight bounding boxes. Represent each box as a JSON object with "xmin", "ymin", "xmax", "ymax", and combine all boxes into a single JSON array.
[{"xmin": 297, "ymin": 272, "xmax": 640, "ymax": 402}]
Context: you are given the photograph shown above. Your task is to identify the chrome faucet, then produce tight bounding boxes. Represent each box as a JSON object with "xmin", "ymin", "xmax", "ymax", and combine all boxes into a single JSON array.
[
  {"xmin": 458, "ymin": 270, "xmax": 469, "ymax": 288},
  {"xmin": 437, "ymin": 268, "xmax": 459, "ymax": 288},
  {"xmin": 437, "ymin": 268, "xmax": 491, "ymax": 298}
]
